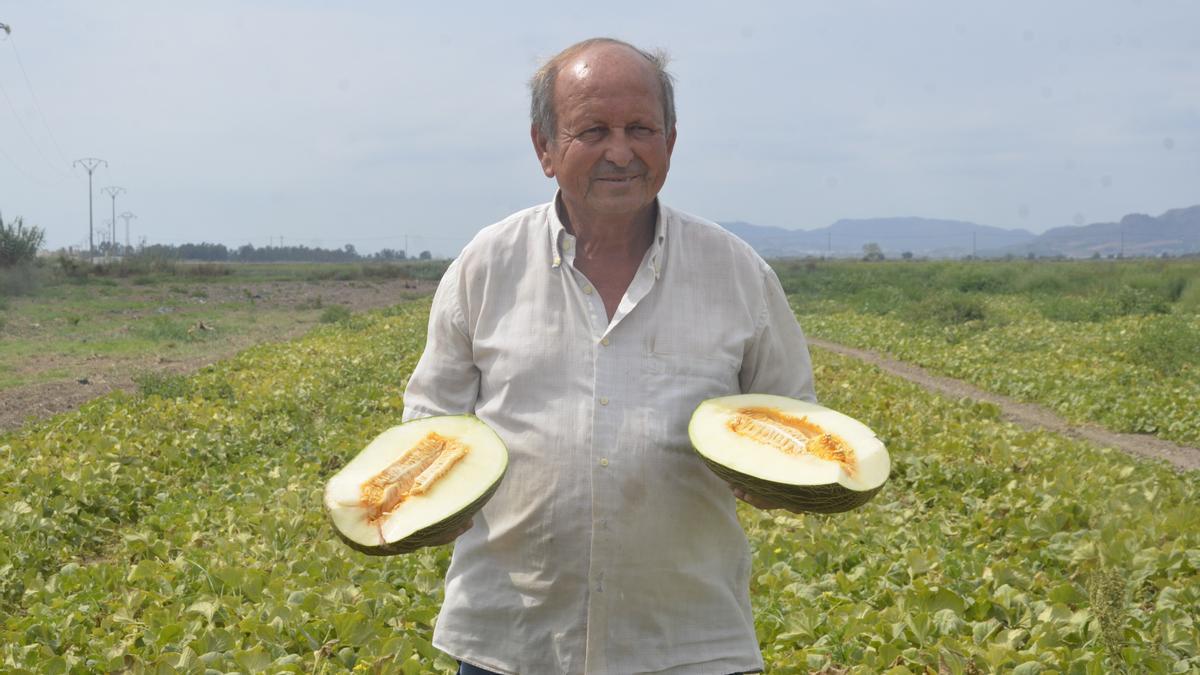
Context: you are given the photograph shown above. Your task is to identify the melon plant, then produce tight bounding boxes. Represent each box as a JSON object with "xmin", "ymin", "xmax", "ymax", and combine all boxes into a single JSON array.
[
  {"xmin": 325, "ymin": 415, "xmax": 507, "ymax": 555},
  {"xmin": 689, "ymin": 394, "xmax": 890, "ymax": 513}
]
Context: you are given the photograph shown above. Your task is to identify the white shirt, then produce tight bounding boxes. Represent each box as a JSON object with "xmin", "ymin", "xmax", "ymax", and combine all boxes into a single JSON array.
[{"xmin": 402, "ymin": 197, "xmax": 815, "ymax": 674}]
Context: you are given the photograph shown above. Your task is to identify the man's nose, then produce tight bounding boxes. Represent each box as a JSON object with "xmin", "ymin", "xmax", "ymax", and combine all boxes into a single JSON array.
[{"xmin": 602, "ymin": 129, "xmax": 635, "ymax": 167}]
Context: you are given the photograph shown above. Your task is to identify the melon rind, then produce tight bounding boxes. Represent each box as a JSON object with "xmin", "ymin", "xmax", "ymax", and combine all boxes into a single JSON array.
[
  {"xmin": 324, "ymin": 415, "xmax": 507, "ymax": 556},
  {"xmin": 688, "ymin": 394, "xmax": 889, "ymax": 514}
]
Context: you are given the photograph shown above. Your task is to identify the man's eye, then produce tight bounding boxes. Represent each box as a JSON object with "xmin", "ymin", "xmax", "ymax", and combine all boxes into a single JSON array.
[
  {"xmin": 629, "ymin": 125, "xmax": 655, "ymax": 138},
  {"xmin": 578, "ymin": 127, "xmax": 606, "ymax": 141}
]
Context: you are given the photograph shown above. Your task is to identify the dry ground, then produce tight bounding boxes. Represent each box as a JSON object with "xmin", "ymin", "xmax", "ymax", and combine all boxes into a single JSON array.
[{"xmin": 0, "ymin": 277, "xmax": 434, "ymax": 433}]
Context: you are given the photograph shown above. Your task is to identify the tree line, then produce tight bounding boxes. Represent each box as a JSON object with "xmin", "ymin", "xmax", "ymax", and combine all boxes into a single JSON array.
[{"xmin": 135, "ymin": 242, "xmax": 431, "ymax": 263}]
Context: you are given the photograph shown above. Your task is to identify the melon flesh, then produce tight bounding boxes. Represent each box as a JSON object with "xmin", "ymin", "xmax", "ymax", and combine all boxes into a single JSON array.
[
  {"xmin": 325, "ymin": 415, "xmax": 507, "ymax": 555},
  {"xmin": 689, "ymin": 394, "xmax": 889, "ymax": 513}
]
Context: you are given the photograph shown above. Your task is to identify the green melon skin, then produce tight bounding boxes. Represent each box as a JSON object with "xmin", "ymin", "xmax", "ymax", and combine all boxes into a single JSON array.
[
  {"xmin": 328, "ymin": 467, "xmax": 504, "ymax": 556},
  {"xmin": 689, "ymin": 394, "xmax": 889, "ymax": 514},
  {"xmin": 699, "ymin": 456, "xmax": 881, "ymax": 514}
]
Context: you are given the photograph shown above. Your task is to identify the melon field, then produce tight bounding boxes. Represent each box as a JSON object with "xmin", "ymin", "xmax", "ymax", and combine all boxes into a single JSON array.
[
  {"xmin": 778, "ymin": 259, "xmax": 1200, "ymax": 447},
  {"xmin": 2, "ymin": 262, "xmax": 1199, "ymax": 673}
]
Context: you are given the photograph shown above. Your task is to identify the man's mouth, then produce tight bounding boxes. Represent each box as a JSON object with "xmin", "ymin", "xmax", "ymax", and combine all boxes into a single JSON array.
[{"xmin": 595, "ymin": 175, "xmax": 639, "ymax": 183}]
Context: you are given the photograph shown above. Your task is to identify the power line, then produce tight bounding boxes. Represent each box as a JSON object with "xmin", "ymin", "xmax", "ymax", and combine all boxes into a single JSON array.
[
  {"xmin": 5, "ymin": 32, "xmax": 73, "ymax": 168},
  {"xmin": 0, "ymin": 27, "xmax": 69, "ymax": 180}
]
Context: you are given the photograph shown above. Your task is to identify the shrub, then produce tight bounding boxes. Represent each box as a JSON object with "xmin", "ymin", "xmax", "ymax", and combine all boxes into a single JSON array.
[{"xmin": 0, "ymin": 213, "xmax": 45, "ymax": 267}]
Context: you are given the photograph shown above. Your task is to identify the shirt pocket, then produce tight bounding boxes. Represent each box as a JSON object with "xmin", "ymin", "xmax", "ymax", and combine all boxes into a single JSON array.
[{"xmin": 643, "ymin": 341, "xmax": 741, "ymax": 410}]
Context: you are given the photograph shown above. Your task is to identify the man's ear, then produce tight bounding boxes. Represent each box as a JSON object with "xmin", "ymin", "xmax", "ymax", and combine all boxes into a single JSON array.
[
  {"xmin": 531, "ymin": 125, "xmax": 555, "ymax": 178},
  {"xmin": 666, "ymin": 124, "xmax": 677, "ymax": 157}
]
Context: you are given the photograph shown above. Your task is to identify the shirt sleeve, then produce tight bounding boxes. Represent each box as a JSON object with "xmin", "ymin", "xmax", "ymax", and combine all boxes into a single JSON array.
[
  {"xmin": 402, "ymin": 260, "xmax": 481, "ymax": 421},
  {"xmin": 738, "ymin": 265, "xmax": 817, "ymax": 403}
]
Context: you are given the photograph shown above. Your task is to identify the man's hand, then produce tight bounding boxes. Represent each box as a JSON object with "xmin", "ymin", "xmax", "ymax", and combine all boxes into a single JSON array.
[{"xmin": 730, "ymin": 486, "xmax": 804, "ymax": 514}]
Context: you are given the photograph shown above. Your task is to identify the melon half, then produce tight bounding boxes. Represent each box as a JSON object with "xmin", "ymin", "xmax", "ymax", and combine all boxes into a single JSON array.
[
  {"xmin": 689, "ymin": 394, "xmax": 889, "ymax": 513},
  {"xmin": 324, "ymin": 415, "xmax": 507, "ymax": 555}
]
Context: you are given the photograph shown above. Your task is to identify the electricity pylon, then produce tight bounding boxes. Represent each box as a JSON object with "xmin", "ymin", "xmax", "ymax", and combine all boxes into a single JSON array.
[
  {"xmin": 73, "ymin": 158, "xmax": 108, "ymax": 258},
  {"xmin": 119, "ymin": 211, "xmax": 136, "ymax": 253},
  {"xmin": 101, "ymin": 186, "xmax": 125, "ymax": 258}
]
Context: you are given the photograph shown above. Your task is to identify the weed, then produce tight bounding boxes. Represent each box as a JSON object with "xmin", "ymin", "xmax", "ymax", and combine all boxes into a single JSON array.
[
  {"xmin": 0, "ymin": 263, "xmax": 45, "ymax": 297},
  {"xmin": 916, "ymin": 293, "xmax": 987, "ymax": 325},
  {"xmin": 297, "ymin": 295, "xmax": 325, "ymax": 310},
  {"xmin": 188, "ymin": 263, "xmax": 232, "ymax": 277},
  {"xmin": 133, "ymin": 371, "xmax": 194, "ymax": 399},
  {"xmin": 319, "ymin": 305, "xmax": 352, "ymax": 324},
  {"xmin": 1087, "ymin": 568, "xmax": 1127, "ymax": 670},
  {"xmin": 133, "ymin": 316, "xmax": 200, "ymax": 342},
  {"xmin": 1177, "ymin": 279, "xmax": 1200, "ymax": 314},
  {"xmin": 1127, "ymin": 317, "xmax": 1200, "ymax": 373}
]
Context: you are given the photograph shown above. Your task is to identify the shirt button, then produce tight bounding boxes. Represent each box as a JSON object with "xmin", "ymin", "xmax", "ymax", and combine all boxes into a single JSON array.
[
  {"xmin": 600, "ymin": 337, "xmax": 610, "ymax": 346},
  {"xmin": 599, "ymin": 397, "xmax": 609, "ymax": 406},
  {"xmin": 599, "ymin": 458, "xmax": 609, "ymax": 467},
  {"xmin": 583, "ymin": 285, "xmax": 594, "ymax": 295}
]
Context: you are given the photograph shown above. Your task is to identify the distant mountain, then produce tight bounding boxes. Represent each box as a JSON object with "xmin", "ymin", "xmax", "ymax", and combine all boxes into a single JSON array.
[
  {"xmin": 721, "ymin": 205, "xmax": 1200, "ymax": 259},
  {"xmin": 989, "ymin": 205, "xmax": 1200, "ymax": 258},
  {"xmin": 721, "ymin": 217, "xmax": 1035, "ymax": 258}
]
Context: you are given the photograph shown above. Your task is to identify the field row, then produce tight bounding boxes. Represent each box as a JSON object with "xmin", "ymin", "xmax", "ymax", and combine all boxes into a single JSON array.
[{"xmin": 1, "ymin": 301, "xmax": 1198, "ymax": 672}]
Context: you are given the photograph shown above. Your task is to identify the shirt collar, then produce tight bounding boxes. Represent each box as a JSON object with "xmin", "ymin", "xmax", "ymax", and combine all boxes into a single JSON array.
[{"xmin": 547, "ymin": 191, "xmax": 668, "ymax": 279}]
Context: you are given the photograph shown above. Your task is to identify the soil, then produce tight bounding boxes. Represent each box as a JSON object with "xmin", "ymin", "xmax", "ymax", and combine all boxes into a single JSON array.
[
  {"xmin": 808, "ymin": 337, "xmax": 1200, "ymax": 473},
  {"xmin": 0, "ymin": 277, "xmax": 434, "ymax": 434}
]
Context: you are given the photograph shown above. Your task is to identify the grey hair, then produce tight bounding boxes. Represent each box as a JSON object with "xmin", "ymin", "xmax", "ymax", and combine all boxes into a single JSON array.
[{"xmin": 529, "ymin": 37, "xmax": 676, "ymax": 144}]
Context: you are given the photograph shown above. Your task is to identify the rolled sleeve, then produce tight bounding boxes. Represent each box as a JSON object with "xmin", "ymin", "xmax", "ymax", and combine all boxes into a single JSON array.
[
  {"xmin": 403, "ymin": 261, "xmax": 480, "ymax": 421},
  {"xmin": 738, "ymin": 265, "xmax": 817, "ymax": 403}
]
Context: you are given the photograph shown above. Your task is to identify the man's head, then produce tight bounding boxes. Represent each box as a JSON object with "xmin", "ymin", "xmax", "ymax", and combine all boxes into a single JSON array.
[{"xmin": 529, "ymin": 38, "xmax": 678, "ymax": 225}]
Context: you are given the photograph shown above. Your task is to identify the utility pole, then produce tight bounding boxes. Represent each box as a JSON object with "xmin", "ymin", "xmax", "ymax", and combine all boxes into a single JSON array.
[
  {"xmin": 73, "ymin": 158, "xmax": 108, "ymax": 259},
  {"xmin": 119, "ymin": 211, "xmax": 136, "ymax": 253},
  {"xmin": 102, "ymin": 186, "xmax": 125, "ymax": 259}
]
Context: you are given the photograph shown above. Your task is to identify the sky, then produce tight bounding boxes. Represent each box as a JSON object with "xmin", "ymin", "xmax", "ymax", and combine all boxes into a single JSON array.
[{"xmin": 1, "ymin": 1, "xmax": 1197, "ymax": 257}]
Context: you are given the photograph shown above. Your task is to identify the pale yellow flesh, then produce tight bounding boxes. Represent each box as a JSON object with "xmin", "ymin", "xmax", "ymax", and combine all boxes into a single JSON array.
[
  {"xmin": 324, "ymin": 416, "xmax": 507, "ymax": 547},
  {"xmin": 689, "ymin": 394, "xmax": 889, "ymax": 492}
]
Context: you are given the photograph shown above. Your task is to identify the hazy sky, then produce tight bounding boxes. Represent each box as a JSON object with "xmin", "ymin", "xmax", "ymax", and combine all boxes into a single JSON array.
[{"xmin": 2, "ymin": 1, "xmax": 1197, "ymax": 256}]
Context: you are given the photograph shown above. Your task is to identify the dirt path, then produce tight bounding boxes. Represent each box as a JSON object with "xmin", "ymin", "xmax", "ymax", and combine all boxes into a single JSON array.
[{"xmin": 808, "ymin": 337, "xmax": 1200, "ymax": 472}]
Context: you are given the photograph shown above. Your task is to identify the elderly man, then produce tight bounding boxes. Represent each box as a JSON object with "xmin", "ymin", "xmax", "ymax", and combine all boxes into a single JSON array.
[{"xmin": 402, "ymin": 37, "xmax": 815, "ymax": 675}]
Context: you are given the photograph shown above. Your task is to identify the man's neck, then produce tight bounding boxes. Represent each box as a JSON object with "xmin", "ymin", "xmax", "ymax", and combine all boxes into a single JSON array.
[{"xmin": 557, "ymin": 196, "xmax": 657, "ymax": 263}]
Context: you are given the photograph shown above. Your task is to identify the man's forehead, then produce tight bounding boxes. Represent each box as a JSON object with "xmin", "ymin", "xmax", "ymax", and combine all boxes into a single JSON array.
[{"xmin": 559, "ymin": 43, "xmax": 654, "ymax": 85}]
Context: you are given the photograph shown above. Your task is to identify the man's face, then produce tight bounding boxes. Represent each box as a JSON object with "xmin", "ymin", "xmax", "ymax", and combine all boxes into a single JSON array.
[{"xmin": 533, "ymin": 45, "xmax": 677, "ymax": 225}]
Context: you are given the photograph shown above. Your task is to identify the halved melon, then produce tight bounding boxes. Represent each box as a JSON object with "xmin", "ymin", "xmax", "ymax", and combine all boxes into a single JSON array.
[
  {"xmin": 689, "ymin": 394, "xmax": 889, "ymax": 513},
  {"xmin": 324, "ymin": 415, "xmax": 507, "ymax": 555}
]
